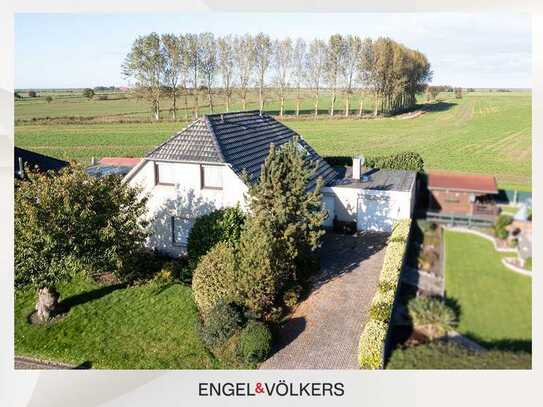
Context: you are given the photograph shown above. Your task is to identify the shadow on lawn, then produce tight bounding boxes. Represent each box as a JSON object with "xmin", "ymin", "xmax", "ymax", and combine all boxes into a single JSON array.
[{"xmin": 59, "ymin": 283, "xmax": 127, "ymax": 311}]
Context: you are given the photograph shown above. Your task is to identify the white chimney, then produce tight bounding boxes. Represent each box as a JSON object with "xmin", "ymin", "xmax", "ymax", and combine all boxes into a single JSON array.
[{"xmin": 352, "ymin": 155, "xmax": 364, "ymax": 180}]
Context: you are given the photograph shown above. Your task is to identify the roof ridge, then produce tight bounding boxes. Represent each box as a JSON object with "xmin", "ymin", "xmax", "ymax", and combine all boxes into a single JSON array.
[
  {"xmin": 144, "ymin": 118, "xmax": 203, "ymax": 158},
  {"xmin": 203, "ymin": 116, "xmax": 226, "ymax": 163}
]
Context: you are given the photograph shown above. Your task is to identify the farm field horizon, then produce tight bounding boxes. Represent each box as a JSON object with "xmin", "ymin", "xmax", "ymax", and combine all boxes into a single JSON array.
[{"xmin": 14, "ymin": 90, "xmax": 532, "ymax": 191}]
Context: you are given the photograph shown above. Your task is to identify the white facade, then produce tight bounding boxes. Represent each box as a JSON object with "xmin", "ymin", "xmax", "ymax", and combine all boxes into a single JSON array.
[
  {"xmin": 125, "ymin": 159, "xmax": 247, "ymax": 257},
  {"xmin": 322, "ymin": 182, "xmax": 416, "ymax": 233},
  {"xmin": 126, "ymin": 158, "xmax": 416, "ymax": 256}
]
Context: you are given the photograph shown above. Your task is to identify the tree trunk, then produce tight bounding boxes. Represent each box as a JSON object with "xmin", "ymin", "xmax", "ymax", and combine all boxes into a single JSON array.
[
  {"xmin": 242, "ymin": 90, "xmax": 247, "ymax": 110},
  {"xmin": 296, "ymin": 87, "xmax": 300, "ymax": 117},
  {"xmin": 172, "ymin": 93, "xmax": 177, "ymax": 121},
  {"xmin": 259, "ymin": 83, "xmax": 264, "ymax": 114},
  {"xmin": 194, "ymin": 93, "xmax": 199, "ymax": 119},
  {"xmin": 314, "ymin": 93, "xmax": 319, "ymax": 119},
  {"xmin": 154, "ymin": 99, "xmax": 160, "ymax": 121},
  {"xmin": 345, "ymin": 94, "xmax": 350, "ymax": 117},
  {"xmin": 330, "ymin": 89, "xmax": 336, "ymax": 116},
  {"xmin": 35, "ymin": 287, "xmax": 59, "ymax": 322},
  {"xmin": 226, "ymin": 92, "xmax": 230, "ymax": 112},
  {"xmin": 184, "ymin": 93, "xmax": 189, "ymax": 120},
  {"xmin": 280, "ymin": 94, "xmax": 285, "ymax": 117},
  {"xmin": 208, "ymin": 89, "xmax": 214, "ymax": 113},
  {"xmin": 359, "ymin": 97, "xmax": 364, "ymax": 117}
]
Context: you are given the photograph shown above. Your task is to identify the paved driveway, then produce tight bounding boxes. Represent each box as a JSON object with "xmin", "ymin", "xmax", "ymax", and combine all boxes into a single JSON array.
[{"xmin": 260, "ymin": 231, "xmax": 389, "ymax": 369}]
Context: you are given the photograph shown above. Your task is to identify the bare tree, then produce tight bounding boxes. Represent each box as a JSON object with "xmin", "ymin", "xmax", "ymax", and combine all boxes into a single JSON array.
[
  {"xmin": 233, "ymin": 34, "xmax": 255, "ymax": 110},
  {"xmin": 199, "ymin": 32, "xmax": 218, "ymax": 113},
  {"xmin": 217, "ymin": 35, "xmax": 236, "ymax": 112},
  {"xmin": 341, "ymin": 35, "xmax": 362, "ymax": 117},
  {"xmin": 292, "ymin": 38, "xmax": 307, "ymax": 117},
  {"xmin": 325, "ymin": 34, "xmax": 346, "ymax": 117},
  {"xmin": 122, "ymin": 33, "xmax": 166, "ymax": 121},
  {"xmin": 254, "ymin": 33, "xmax": 272, "ymax": 113},
  {"xmin": 357, "ymin": 38, "xmax": 374, "ymax": 117},
  {"xmin": 273, "ymin": 37, "xmax": 293, "ymax": 117},
  {"xmin": 186, "ymin": 33, "xmax": 201, "ymax": 118},
  {"xmin": 161, "ymin": 33, "xmax": 185, "ymax": 120},
  {"xmin": 179, "ymin": 34, "xmax": 191, "ymax": 120},
  {"xmin": 306, "ymin": 39, "xmax": 328, "ymax": 119}
]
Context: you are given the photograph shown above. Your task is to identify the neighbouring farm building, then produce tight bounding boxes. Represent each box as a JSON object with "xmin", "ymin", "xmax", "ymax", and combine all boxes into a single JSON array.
[
  {"xmin": 426, "ymin": 171, "xmax": 499, "ymax": 224},
  {"xmin": 124, "ymin": 111, "xmax": 416, "ymax": 257}
]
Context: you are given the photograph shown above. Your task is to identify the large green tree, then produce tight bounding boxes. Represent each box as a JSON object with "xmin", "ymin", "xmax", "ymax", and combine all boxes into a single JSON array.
[{"xmin": 15, "ymin": 165, "xmax": 149, "ymax": 321}]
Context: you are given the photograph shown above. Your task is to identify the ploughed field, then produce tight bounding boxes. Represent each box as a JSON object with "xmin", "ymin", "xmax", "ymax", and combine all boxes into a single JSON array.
[{"xmin": 15, "ymin": 91, "xmax": 531, "ymax": 190}]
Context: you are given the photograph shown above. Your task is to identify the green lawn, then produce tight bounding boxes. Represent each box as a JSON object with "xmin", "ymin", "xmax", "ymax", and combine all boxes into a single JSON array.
[
  {"xmin": 444, "ymin": 230, "xmax": 531, "ymax": 348},
  {"xmin": 15, "ymin": 92, "xmax": 531, "ymax": 190},
  {"xmin": 387, "ymin": 342, "xmax": 531, "ymax": 369},
  {"xmin": 15, "ymin": 276, "xmax": 220, "ymax": 369}
]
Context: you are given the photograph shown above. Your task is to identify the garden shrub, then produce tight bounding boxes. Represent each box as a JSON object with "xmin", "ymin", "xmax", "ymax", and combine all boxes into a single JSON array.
[
  {"xmin": 358, "ymin": 320, "xmax": 388, "ymax": 369},
  {"xmin": 237, "ymin": 320, "xmax": 272, "ymax": 364},
  {"xmin": 282, "ymin": 284, "xmax": 303, "ymax": 308},
  {"xmin": 407, "ymin": 296, "xmax": 456, "ymax": 338},
  {"xmin": 365, "ymin": 151, "xmax": 424, "ymax": 172},
  {"xmin": 192, "ymin": 242, "xmax": 240, "ymax": 315},
  {"xmin": 358, "ymin": 219, "xmax": 411, "ymax": 368},
  {"xmin": 198, "ymin": 300, "xmax": 244, "ymax": 349},
  {"xmin": 187, "ymin": 206, "xmax": 245, "ymax": 267},
  {"xmin": 494, "ymin": 214, "xmax": 513, "ymax": 239}
]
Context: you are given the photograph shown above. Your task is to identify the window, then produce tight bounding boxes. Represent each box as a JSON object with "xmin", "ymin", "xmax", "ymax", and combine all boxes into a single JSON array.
[
  {"xmin": 155, "ymin": 162, "xmax": 177, "ymax": 186},
  {"xmin": 201, "ymin": 165, "xmax": 223, "ymax": 189},
  {"xmin": 171, "ymin": 216, "xmax": 193, "ymax": 247}
]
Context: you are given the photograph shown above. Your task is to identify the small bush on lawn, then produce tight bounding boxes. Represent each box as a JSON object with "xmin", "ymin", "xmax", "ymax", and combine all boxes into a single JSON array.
[
  {"xmin": 237, "ymin": 320, "xmax": 272, "ymax": 364},
  {"xmin": 407, "ymin": 296, "xmax": 456, "ymax": 338},
  {"xmin": 198, "ymin": 301, "xmax": 244, "ymax": 349},
  {"xmin": 192, "ymin": 242, "xmax": 240, "ymax": 315},
  {"xmin": 187, "ymin": 207, "xmax": 245, "ymax": 268},
  {"xmin": 494, "ymin": 214, "xmax": 513, "ymax": 239},
  {"xmin": 358, "ymin": 320, "xmax": 388, "ymax": 369}
]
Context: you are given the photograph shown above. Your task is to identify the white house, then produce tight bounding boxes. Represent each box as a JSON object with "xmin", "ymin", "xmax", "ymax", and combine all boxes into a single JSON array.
[{"xmin": 124, "ymin": 111, "xmax": 416, "ymax": 257}]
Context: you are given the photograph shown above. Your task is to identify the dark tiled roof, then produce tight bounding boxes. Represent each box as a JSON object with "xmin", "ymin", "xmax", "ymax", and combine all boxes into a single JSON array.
[
  {"xmin": 14, "ymin": 147, "xmax": 69, "ymax": 179},
  {"xmin": 147, "ymin": 119, "xmax": 223, "ymax": 163},
  {"xmin": 145, "ymin": 111, "xmax": 337, "ymax": 187}
]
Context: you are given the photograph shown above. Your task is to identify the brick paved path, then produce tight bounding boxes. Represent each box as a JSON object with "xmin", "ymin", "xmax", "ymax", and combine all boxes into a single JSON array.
[{"xmin": 261, "ymin": 232, "xmax": 388, "ymax": 369}]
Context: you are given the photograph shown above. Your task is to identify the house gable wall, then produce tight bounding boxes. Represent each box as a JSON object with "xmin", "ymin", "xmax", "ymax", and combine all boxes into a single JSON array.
[{"xmin": 127, "ymin": 159, "xmax": 247, "ymax": 257}]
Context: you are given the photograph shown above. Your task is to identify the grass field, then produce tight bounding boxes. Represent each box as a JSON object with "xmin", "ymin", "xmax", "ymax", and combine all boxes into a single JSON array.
[
  {"xmin": 387, "ymin": 342, "xmax": 531, "ymax": 369},
  {"xmin": 15, "ymin": 91, "xmax": 532, "ymax": 190},
  {"xmin": 15, "ymin": 276, "xmax": 220, "ymax": 369},
  {"xmin": 444, "ymin": 230, "xmax": 531, "ymax": 349}
]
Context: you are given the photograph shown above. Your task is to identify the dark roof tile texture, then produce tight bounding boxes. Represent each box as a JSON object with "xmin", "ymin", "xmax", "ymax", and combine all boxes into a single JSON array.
[{"xmin": 145, "ymin": 111, "xmax": 337, "ymax": 187}]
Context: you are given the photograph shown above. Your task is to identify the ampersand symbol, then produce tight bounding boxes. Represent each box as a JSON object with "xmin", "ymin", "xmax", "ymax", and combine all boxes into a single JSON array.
[{"xmin": 255, "ymin": 383, "xmax": 264, "ymax": 394}]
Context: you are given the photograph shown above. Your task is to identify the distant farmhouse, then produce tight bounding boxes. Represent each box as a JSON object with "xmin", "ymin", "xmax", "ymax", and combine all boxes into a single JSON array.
[{"xmin": 125, "ymin": 111, "xmax": 416, "ymax": 256}]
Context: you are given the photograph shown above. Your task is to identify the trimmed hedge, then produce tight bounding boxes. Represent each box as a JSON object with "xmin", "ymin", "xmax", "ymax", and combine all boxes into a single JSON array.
[
  {"xmin": 323, "ymin": 151, "xmax": 424, "ymax": 172},
  {"xmin": 237, "ymin": 320, "xmax": 273, "ymax": 364},
  {"xmin": 358, "ymin": 219, "xmax": 411, "ymax": 369}
]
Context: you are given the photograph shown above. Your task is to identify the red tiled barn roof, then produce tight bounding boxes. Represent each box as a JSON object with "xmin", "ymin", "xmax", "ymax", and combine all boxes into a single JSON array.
[
  {"xmin": 428, "ymin": 171, "xmax": 498, "ymax": 193},
  {"xmin": 98, "ymin": 157, "xmax": 141, "ymax": 167}
]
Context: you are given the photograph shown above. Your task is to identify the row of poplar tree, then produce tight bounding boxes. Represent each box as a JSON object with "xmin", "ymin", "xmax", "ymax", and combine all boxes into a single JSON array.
[{"xmin": 122, "ymin": 32, "xmax": 432, "ymax": 120}]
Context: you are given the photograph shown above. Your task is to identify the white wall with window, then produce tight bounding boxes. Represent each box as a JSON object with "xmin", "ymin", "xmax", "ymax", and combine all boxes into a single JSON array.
[{"xmin": 125, "ymin": 159, "xmax": 247, "ymax": 257}]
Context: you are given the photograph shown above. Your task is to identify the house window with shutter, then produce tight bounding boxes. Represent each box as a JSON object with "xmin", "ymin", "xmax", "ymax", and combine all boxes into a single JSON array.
[
  {"xmin": 200, "ymin": 165, "xmax": 223, "ymax": 190},
  {"xmin": 155, "ymin": 162, "xmax": 176, "ymax": 186}
]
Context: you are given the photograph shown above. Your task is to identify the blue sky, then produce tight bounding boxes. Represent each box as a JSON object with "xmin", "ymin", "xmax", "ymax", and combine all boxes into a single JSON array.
[{"xmin": 15, "ymin": 13, "xmax": 531, "ymax": 89}]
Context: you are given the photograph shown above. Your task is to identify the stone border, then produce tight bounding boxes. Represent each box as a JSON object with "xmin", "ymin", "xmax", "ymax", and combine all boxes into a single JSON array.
[
  {"xmin": 444, "ymin": 226, "xmax": 531, "ymax": 278},
  {"xmin": 502, "ymin": 257, "xmax": 532, "ymax": 277}
]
